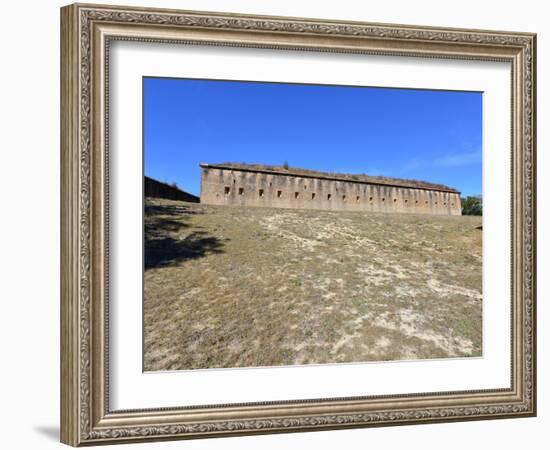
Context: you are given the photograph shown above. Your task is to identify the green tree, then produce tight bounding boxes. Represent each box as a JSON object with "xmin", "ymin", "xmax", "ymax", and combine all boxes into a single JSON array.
[{"xmin": 461, "ymin": 195, "xmax": 482, "ymax": 216}]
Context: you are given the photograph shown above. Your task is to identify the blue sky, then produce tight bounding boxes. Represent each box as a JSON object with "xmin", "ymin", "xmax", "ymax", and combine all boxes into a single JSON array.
[{"xmin": 143, "ymin": 77, "xmax": 482, "ymax": 197}]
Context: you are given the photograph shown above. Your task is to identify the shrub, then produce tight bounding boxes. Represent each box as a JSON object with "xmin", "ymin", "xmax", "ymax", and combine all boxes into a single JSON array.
[{"xmin": 461, "ymin": 195, "xmax": 482, "ymax": 215}]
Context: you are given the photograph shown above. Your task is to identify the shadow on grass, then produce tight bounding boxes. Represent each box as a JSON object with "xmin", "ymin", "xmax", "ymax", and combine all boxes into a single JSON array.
[
  {"xmin": 145, "ymin": 232, "xmax": 226, "ymax": 269},
  {"xmin": 145, "ymin": 202, "xmax": 203, "ymax": 217},
  {"xmin": 145, "ymin": 218, "xmax": 189, "ymax": 238},
  {"xmin": 145, "ymin": 202, "xmax": 225, "ymax": 269}
]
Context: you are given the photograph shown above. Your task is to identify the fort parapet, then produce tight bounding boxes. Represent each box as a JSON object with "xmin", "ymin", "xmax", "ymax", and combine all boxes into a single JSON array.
[{"xmin": 200, "ymin": 163, "xmax": 461, "ymax": 216}]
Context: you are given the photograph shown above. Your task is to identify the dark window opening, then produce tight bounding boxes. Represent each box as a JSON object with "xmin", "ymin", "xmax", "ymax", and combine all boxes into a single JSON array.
[
  {"xmin": 342, "ymin": 195, "xmax": 346, "ymax": 202},
  {"xmin": 405, "ymin": 199, "xmax": 408, "ymax": 203},
  {"xmin": 327, "ymin": 193, "xmax": 332, "ymax": 200},
  {"xmin": 312, "ymin": 193, "xmax": 316, "ymax": 200},
  {"xmin": 369, "ymin": 197, "xmax": 373, "ymax": 201},
  {"xmin": 356, "ymin": 196, "xmax": 360, "ymax": 202},
  {"xmin": 224, "ymin": 186, "xmax": 230, "ymax": 195},
  {"xmin": 259, "ymin": 189, "xmax": 264, "ymax": 197},
  {"xmin": 393, "ymin": 198, "xmax": 397, "ymax": 203},
  {"xmin": 238, "ymin": 187, "xmax": 244, "ymax": 195},
  {"xmin": 277, "ymin": 190, "xmax": 282, "ymax": 198},
  {"xmin": 382, "ymin": 198, "xmax": 385, "ymax": 202},
  {"xmin": 294, "ymin": 192, "xmax": 299, "ymax": 199}
]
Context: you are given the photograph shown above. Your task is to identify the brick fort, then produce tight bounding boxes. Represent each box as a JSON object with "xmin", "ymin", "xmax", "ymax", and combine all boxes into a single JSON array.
[{"xmin": 200, "ymin": 163, "xmax": 461, "ymax": 216}]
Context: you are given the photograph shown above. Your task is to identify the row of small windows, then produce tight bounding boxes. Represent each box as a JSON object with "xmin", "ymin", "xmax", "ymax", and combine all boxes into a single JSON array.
[{"xmin": 223, "ymin": 186, "xmax": 453, "ymax": 206}]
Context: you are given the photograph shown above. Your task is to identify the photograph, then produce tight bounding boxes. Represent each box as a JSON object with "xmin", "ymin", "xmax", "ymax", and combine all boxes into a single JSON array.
[
  {"xmin": 58, "ymin": 3, "xmax": 536, "ymax": 445},
  {"xmin": 142, "ymin": 77, "xmax": 483, "ymax": 372}
]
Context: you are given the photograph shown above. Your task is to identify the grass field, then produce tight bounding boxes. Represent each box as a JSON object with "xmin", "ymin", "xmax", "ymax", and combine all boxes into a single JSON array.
[{"xmin": 144, "ymin": 198, "xmax": 482, "ymax": 371}]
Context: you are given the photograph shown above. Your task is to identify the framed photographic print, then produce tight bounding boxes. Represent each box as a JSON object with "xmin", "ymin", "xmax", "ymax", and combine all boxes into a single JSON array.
[{"xmin": 60, "ymin": 3, "xmax": 537, "ymax": 446}]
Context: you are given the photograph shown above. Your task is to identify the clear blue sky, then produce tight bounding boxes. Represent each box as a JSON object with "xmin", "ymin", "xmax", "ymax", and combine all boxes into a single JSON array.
[{"xmin": 143, "ymin": 77, "xmax": 482, "ymax": 197}]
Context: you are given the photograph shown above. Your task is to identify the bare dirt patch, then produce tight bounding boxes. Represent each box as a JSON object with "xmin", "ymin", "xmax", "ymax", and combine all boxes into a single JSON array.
[{"xmin": 143, "ymin": 198, "xmax": 482, "ymax": 371}]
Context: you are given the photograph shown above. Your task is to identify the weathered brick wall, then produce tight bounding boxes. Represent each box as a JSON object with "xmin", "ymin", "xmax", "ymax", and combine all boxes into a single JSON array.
[{"xmin": 200, "ymin": 167, "xmax": 461, "ymax": 216}]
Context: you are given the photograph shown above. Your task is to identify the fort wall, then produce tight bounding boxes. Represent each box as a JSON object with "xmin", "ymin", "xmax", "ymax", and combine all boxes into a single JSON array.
[
  {"xmin": 200, "ymin": 165, "xmax": 461, "ymax": 216},
  {"xmin": 145, "ymin": 176, "xmax": 200, "ymax": 203}
]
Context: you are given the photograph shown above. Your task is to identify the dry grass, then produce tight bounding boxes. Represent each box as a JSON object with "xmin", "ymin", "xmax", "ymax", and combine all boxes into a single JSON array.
[{"xmin": 144, "ymin": 198, "xmax": 482, "ymax": 371}]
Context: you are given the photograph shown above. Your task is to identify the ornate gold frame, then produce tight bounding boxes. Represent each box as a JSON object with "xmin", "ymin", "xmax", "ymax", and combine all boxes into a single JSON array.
[{"xmin": 60, "ymin": 3, "xmax": 536, "ymax": 446}]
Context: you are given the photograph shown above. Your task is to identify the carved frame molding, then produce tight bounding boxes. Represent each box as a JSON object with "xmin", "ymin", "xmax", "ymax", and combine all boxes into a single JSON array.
[{"xmin": 60, "ymin": 3, "xmax": 536, "ymax": 446}]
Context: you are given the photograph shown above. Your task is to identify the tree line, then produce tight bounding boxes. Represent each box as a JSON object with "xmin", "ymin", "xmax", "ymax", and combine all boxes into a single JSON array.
[{"xmin": 461, "ymin": 195, "xmax": 482, "ymax": 216}]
